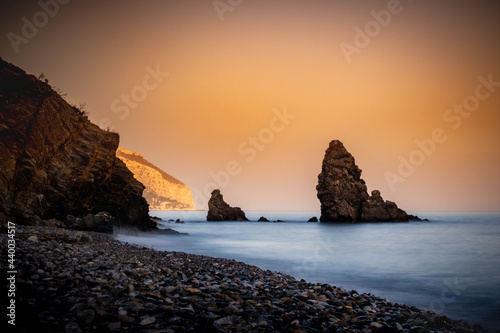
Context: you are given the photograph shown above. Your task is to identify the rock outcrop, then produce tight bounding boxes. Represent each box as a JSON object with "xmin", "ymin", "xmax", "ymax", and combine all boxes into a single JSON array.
[
  {"xmin": 317, "ymin": 140, "xmax": 415, "ymax": 222},
  {"xmin": 0, "ymin": 59, "xmax": 156, "ymax": 231},
  {"xmin": 63, "ymin": 212, "xmax": 115, "ymax": 233},
  {"xmin": 116, "ymin": 148, "xmax": 196, "ymax": 211},
  {"xmin": 207, "ymin": 189, "xmax": 248, "ymax": 221},
  {"xmin": 361, "ymin": 190, "xmax": 409, "ymax": 222},
  {"xmin": 316, "ymin": 140, "xmax": 369, "ymax": 222}
]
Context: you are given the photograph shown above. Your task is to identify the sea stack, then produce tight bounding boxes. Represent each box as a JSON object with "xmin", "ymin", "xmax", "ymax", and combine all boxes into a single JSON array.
[
  {"xmin": 316, "ymin": 140, "xmax": 369, "ymax": 222},
  {"xmin": 316, "ymin": 140, "xmax": 413, "ymax": 222},
  {"xmin": 207, "ymin": 189, "xmax": 248, "ymax": 221}
]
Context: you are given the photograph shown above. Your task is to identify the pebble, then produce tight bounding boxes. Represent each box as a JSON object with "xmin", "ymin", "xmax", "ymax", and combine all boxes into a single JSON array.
[
  {"xmin": 27, "ymin": 235, "xmax": 38, "ymax": 242},
  {"xmin": 107, "ymin": 322, "xmax": 121, "ymax": 330},
  {"xmin": 0, "ymin": 225, "xmax": 488, "ymax": 333},
  {"xmin": 117, "ymin": 315, "xmax": 134, "ymax": 323},
  {"xmin": 139, "ymin": 316, "xmax": 156, "ymax": 326}
]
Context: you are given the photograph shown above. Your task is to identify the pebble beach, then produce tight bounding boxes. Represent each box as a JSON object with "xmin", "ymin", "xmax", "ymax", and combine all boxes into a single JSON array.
[{"xmin": 2, "ymin": 226, "xmax": 488, "ymax": 333}]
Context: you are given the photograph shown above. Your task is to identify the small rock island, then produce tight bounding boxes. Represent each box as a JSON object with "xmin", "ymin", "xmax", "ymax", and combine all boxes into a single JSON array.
[
  {"xmin": 207, "ymin": 189, "xmax": 248, "ymax": 221},
  {"xmin": 317, "ymin": 140, "xmax": 416, "ymax": 222}
]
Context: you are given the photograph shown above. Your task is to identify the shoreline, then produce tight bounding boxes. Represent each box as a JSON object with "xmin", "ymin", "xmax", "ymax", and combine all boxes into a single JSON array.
[{"xmin": 1, "ymin": 225, "xmax": 488, "ymax": 332}]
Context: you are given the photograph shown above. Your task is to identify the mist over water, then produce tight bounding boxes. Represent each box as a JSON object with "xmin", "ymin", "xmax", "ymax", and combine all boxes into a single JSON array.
[{"xmin": 116, "ymin": 211, "xmax": 500, "ymax": 330}]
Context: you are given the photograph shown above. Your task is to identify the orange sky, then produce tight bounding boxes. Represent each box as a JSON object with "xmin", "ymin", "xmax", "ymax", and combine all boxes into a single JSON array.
[{"xmin": 1, "ymin": 0, "xmax": 499, "ymax": 211}]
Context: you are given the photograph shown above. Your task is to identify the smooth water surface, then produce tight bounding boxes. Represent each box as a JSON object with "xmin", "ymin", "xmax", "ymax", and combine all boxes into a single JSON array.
[{"xmin": 117, "ymin": 211, "xmax": 500, "ymax": 329}]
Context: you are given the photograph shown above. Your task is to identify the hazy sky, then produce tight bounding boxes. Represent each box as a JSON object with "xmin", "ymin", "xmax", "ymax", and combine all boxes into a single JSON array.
[{"xmin": 1, "ymin": 0, "xmax": 499, "ymax": 211}]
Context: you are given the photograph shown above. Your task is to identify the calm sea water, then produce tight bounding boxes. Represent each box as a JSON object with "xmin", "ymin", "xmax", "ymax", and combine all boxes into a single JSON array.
[{"xmin": 116, "ymin": 211, "xmax": 500, "ymax": 330}]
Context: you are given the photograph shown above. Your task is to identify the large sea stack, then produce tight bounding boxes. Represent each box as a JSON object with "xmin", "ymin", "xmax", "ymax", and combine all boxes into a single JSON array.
[
  {"xmin": 316, "ymin": 140, "xmax": 369, "ymax": 222},
  {"xmin": 207, "ymin": 189, "xmax": 248, "ymax": 221},
  {"xmin": 116, "ymin": 148, "xmax": 196, "ymax": 211},
  {"xmin": 0, "ymin": 59, "xmax": 156, "ymax": 231},
  {"xmin": 317, "ymin": 140, "xmax": 412, "ymax": 222}
]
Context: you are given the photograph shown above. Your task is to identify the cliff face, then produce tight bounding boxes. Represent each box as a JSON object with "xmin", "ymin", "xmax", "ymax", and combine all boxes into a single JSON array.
[
  {"xmin": 116, "ymin": 148, "xmax": 196, "ymax": 211},
  {"xmin": 0, "ymin": 59, "xmax": 155, "ymax": 230},
  {"xmin": 317, "ymin": 140, "xmax": 412, "ymax": 222},
  {"xmin": 207, "ymin": 189, "xmax": 248, "ymax": 221}
]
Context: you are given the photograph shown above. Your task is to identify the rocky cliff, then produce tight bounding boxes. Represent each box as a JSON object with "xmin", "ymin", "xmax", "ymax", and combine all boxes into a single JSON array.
[
  {"xmin": 317, "ymin": 140, "xmax": 414, "ymax": 222},
  {"xmin": 0, "ymin": 59, "xmax": 156, "ymax": 230},
  {"xmin": 207, "ymin": 189, "xmax": 248, "ymax": 221},
  {"xmin": 116, "ymin": 148, "xmax": 196, "ymax": 211}
]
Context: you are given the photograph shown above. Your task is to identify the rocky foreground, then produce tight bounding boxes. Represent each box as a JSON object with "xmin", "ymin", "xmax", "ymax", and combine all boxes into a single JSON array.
[{"xmin": 2, "ymin": 226, "xmax": 485, "ymax": 333}]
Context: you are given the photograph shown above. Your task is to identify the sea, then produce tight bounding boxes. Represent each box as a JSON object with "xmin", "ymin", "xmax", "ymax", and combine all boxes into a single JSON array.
[{"xmin": 116, "ymin": 211, "xmax": 500, "ymax": 330}]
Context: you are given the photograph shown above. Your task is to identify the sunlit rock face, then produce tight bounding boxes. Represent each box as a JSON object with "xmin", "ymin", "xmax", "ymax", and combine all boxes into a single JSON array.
[
  {"xmin": 0, "ymin": 59, "xmax": 155, "ymax": 230},
  {"xmin": 207, "ymin": 189, "xmax": 247, "ymax": 221},
  {"xmin": 116, "ymin": 148, "xmax": 196, "ymax": 211},
  {"xmin": 317, "ymin": 140, "xmax": 411, "ymax": 223}
]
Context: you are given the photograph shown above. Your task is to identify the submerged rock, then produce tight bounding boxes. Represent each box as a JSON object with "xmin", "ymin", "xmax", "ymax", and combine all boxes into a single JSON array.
[
  {"xmin": 207, "ymin": 189, "xmax": 248, "ymax": 221},
  {"xmin": 317, "ymin": 140, "xmax": 416, "ymax": 222}
]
